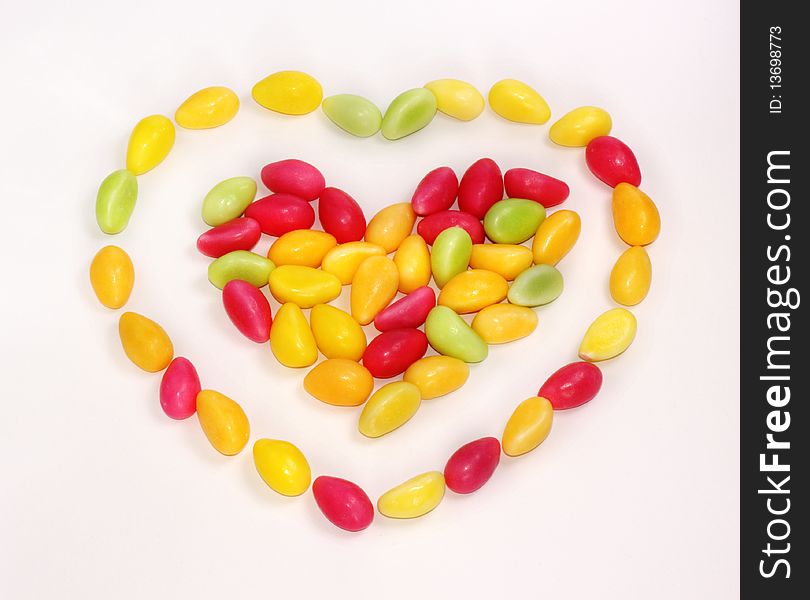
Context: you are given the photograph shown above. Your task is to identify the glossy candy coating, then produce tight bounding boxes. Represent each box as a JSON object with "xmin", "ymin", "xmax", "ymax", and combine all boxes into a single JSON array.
[
  {"xmin": 253, "ymin": 439, "xmax": 311, "ymax": 497},
  {"xmin": 304, "ymin": 359, "xmax": 374, "ymax": 406},
  {"xmin": 488, "ymin": 79, "xmax": 550, "ymax": 124},
  {"xmin": 310, "ymin": 304, "xmax": 367, "ymax": 361},
  {"xmin": 364, "ymin": 202, "xmax": 416, "ymax": 253},
  {"xmin": 458, "ymin": 158, "xmax": 503, "ymax": 219},
  {"xmin": 532, "ymin": 210, "xmax": 581, "ymax": 265},
  {"xmin": 321, "ymin": 241, "xmax": 386, "ymax": 284},
  {"xmin": 358, "ymin": 381, "xmax": 422, "ymax": 438},
  {"xmin": 208, "ymin": 251, "xmax": 274, "ymax": 289},
  {"xmin": 612, "ymin": 183, "xmax": 660, "ymax": 246},
  {"xmin": 201, "ymin": 177, "xmax": 257, "ymax": 226},
  {"xmin": 363, "ymin": 329, "xmax": 428, "ymax": 379},
  {"xmin": 318, "ymin": 187, "xmax": 367, "ymax": 243},
  {"xmin": 196, "ymin": 217, "xmax": 261, "ymax": 258},
  {"xmin": 417, "ymin": 210, "xmax": 485, "ymax": 246},
  {"xmin": 268, "ymin": 265, "xmax": 341, "ymax": 308},
  {"xmin": 381, "ymin": 88, "xmax": 437, "ymax": 140},
  {"xmin": 312, "ymin": 476, "xmax": 374, "ymax": 532},
  {"xmin": 175, "ymin": 86, "xmax": 239, "ymax": 129},
  {"xmin": 267, "ymin": 230, "xmax": 336, "ymax": 268},
  {"xmin": 393, "ymin": 234, "xmax": 431, "ymax": 293},
  {"xmin": 374, "ymin": 286, "xmax": 435, "ymax": 331},
  {"xmin": 196, "ymin": 389, "xmax": 250, "ymax": 456},
  {"xmin": 244, "ymin": 194, "xmax": 315, "ymax": 236},
  {"xmin": 222, "ymin": 279, "xmax": 272, "ymax": 343},
  {"xmin": 118, "ymin": 312, "xmax": 173, "ymax": 372},
  {"xmin": 502, "ymin": 396, "xmax": 553, "ymax": 456},
  {"xmin": 90, "ymin": 245, "xmax": 134, "ymax": 309},
  {"xmin": 538, "ymin": 362, "xmax": 603, "ymax": 410},
  {"xmin": 549, "ymin": 106, "xmax": 612, "ymax": 147},
  {"xmin": 322, "ymin": 94, "xmax": 382, "ymax": 137},
  {"xmin": 585, "ymin": 136, "xmax": 641, "ymax": 187},
  {"xmin": 126, "ymin": 115, "xmax": 175, "ymax": 175},
  {"xmin": 377, "ymin": 471, "xmax": 446, "ymax": 519},
  {"xmin": 471, "ymin": 304, "xmax": 538, "ymax": 344},
  {"xmin": 260, "ymin": 159, "xmax": 325, "ymax": 201},
  {"xmin": 503, "ymin": 168, "xmax": 569, "ymax": 208},
  {"xmin": 252, "ymin": 71, "xmax": 323, "ymax": 115},
  {"xmin": 610, "ymin": 246, "xmax": 652, "ymax": 306},
  {"xmin": 351, "ymin": 256, "xmax": 398, "ymax": 325},
  {"xmin": 425, "ymin": 306, "xmax": 488, "ymax": 363},
  {"xmin": 483, "ymin": 199, "xmax": 546, "ymax": 244},
  {"xmin": 508, "ymin": 264, "xmax": 563, "ymax": 307},
  {"xmin": 431, "ymin": 227, "xmax": 472, "ymax": 288},
  {"xmin": 411, "ymin": 166, "xmax": 458, "ymax": 216},
  {"xmin": 438, "ymin": 269, "xmax": 508, "ymax": 314},
  {"xmin": 578, "ymin": 308, "xmax": 637, "ymax": 362},
  {"xmin": 403, "ymin": 356, "xmax": 469, "ymax": 399},
  {"xmin": 424, "ymin": 79, "xmax": 484, "ymax": 121},
  {"xmin": 159, "ymin": 357, "xmax": 201, "ymax": 420},
  {"xmin": 270, "ymin": 303, "xmax": 318, "ymax": 368},
  {"xmin": 469, "ymin": 243, "xmax": 533, "ymax": 280},
  {"xmin": 95, "ymin": 169, "xmax": 138, "ymax": 234},
  {"xmin": 444, "ymin": 437, "xmax": 500, "ymax": 494}
]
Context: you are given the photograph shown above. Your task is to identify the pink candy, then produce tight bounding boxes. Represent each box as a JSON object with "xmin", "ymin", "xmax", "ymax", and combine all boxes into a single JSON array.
[
  {"xmin": 312, "ymin": 476, "xmax": 374, "ymax": 532},
  {"xmin": 585, "ymin": 136, "xmax": 642, "ymax": 188},
  {"xmin": 196, "ymin": 217, "xmax": 262, "ymax": 258},
  {"xmin": 417, "ymin": 209, "xmax": 485, "ymax": 245},
  {"xmin": 373, "ymin": 286, "xmax": 436, "ymax": 331},
  {"xmin": 318, "ymin": 187, "xmax": 367, "ymax": 243},
  {"xmin": 444, "ymin": 437, "xmax": 501, "ymax": 494},
  {"xmin": 244, "ymin": 193, "xmax": 315, "ymax": 236},
  {"xmin": 457, "ymin": 158, "xmax": 503, "ymax": 219},
  {"xmin": 222, "ymin": 280, "xmax": 273, "ymax": 343},
  {"xmin": 538, "ymin": 362, "xmax": 603, "ymax": 410},
  {"xmin": 411, "ymin": 166, "xmax": 458, "ymax": 216},
  {"xmin": 159, "ymin": 357, "xmax": 201, "ymax": 420},
  {"xmin": 260, "ymin": 159, "xmax": 325, "ymax": 201},
  {"xmin": 362, "ymin": 328, "xmax": 429, "ymax": 379},
  {"xmin": 503, "ymin": 168, "xmax": 569, "ymax": 208}
]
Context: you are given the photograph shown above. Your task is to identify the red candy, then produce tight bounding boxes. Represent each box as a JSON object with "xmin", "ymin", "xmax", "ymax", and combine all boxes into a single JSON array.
[
  {"xmin": 260, "ymin": 159, "xmax": 325, "ymax": 201},
  {"xmin": 417, "ymin": 210, "xmax": 485, "ymax": 245},
  {"xmin": 318, "ymin": 187, "xmax": 367, "ymax": 243},
  {"xmin": 362, "ymin": 328, "xmax": 428, "ymax": 378},
  {"xmin": 444, "ymin": 437, "xmax": 501, "ymax": 494},
  {"xmin": 503, "ymin": 168, "xmax": 570, "ymax": 208},
  {"xmin": 244, "ymin": 193, "xmax": 315, "ymax": 236},
  {"xmin": 538, "ymin": 361, "xmax": 603, "ymax": 410},
  {"xmin": 159, "ymin": 357, "xmax": 201, "ymax": 420},
  {"xmin": 312, "ymin": 476, "xmax": 374, "ymax": 532},
  {"xmin": 196, "ymin": 217, "xmax": 262, "ymax": 258},
  {"xmin": 411, "ymin": 166, "xmax": 458, "ymax": 216},
  {"xmin": 457, "ymin": 158, "xmax": 503, "ymax": 219},
  {"xmin": 222, "ymin": 280, "xmax": 273, "ymax": 343},
  {"xmin": 373, "ymin": 286, "xmax": 436, "ymax": 331},
  {"xmin": 585, "ymin": 136, "xmax": 642, "ymax": 188}
]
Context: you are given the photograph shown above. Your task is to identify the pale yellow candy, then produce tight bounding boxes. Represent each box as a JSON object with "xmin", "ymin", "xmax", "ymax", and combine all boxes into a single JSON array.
[
  {"xmin": 578, "ymin": 308, "xmax": 637, "ymax": 362},
  {"xmin": 196, "ymin": 390, "xmax": 250, "ymax": 456},
  {"xmin": 549, "ymin": 106, "xmax": 612, "ymax": 147},
  {"xmin": 270, "ymin": 303, "xmax": 318, "ymax": 368},
  {"xmin": 394, "ymin": 234, "xmax": 431, "ymax": 293},
  {"xmin": 268, "ymin": 265, "xmax": 341, "ymax": 308},
  {"xmin": 378, "ymin": 471, "xmax": 446, "ymax": 519},
  {"xmin": 252, "ymin": 70, "xmax": 322, "ymax": 115},
  {"xmin": 175, "ymin": 86, "xmax": 239, "ymax": 129},
  {"xmin": 488, "ymin": 79, "xmax": 551, "ymax": 124},
  {"xmin": 437, "ymin": 269, "xmax": 508, "ymax": 314},
  {"xmin": 424, "ymin": 79, "xmax": 484, "ymax": 121},
  {"xmin": 532, "ymin": 210, "xmax": 581, "ymax": 266},
  {"xmin": 321, "ymin": 242, "xmax": 386, "ymax": 285},
  {"xmin": 126, "ymin": 115, "xmax": 175, "ymax": 175},
  {"xmin": 351, "ymin": 256, "xmax": 399, "ymax": 325},
  {"xmin": 310, "ymin": 304, "xmax": 366, "ymax": 360},
  {"xmin": 403, "ymin": 356, "xmax": 469, "ymax": 399},
  {"xmin": 364, "ymin": 203, "xmax": 416, "ymax": 253},
  {"xmin": 610, "ymin": 246, "xmax": 652, "ymax": 306},
  {"xmin": 267, "ymin": 230, "xmax": 336, "ymax": 268},
  {"xmin": 469, "ymin": 244, "xmax": 533, "ymax": 280},
  {"xmin": 471, "ymin": 304, "xmax": 538, "ymax": 344},
  {"xmin": 502, "ymin": 396, "xmax": 553, "ymax": 457},
  {"xmin": 358, "ymin": 382, "xmax": 422, "ymax": 438},
  {"xmin": 253, "ymin": 439, "xmax": 311, "ymax": 496}
]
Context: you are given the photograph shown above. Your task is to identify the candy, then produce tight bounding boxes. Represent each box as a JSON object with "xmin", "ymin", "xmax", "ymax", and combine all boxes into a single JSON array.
[
  {"xmin": 196, "ymin": 217, "xmax": 262, "ymax": 258},
  {"xmin": 318, "ymin": 187, "xmax": 367, "ymax": 243},
  {"xmin": 201, "ymin": 176, "xmax": 258, "ymax": 226},
  {"xmin": 374, "ymin": 286, "xmax": 436, "ymax": 331},
  {"xmin": 549, "ymin": 106, "xmax": 612, "ymax": 147},
  {"xmin": 175, "ymin": 86, "xmax": 239, "ymax": 129},
  {"xmin": 377, "ymin": 471, "xmax": 446, "ymax": 519},
  {"xmin": 483, "ymin": 198, "xmax": 546, "ymax": 244},
  {"xmin": 358, "ymin": 381, "xmax": 422, "ymax": 438},
  {"xmin": 126, "ymin": 115, "xmax": 175, "ymax": 175},
  {"xmin": 503, "ymin": 168, "xmax": 569, "ymax": 208},
  {"xmin": 612, "ymin": 183, "xmax": 660, "ymax": 246},
  {"xmin": 578, "ymin": 308, "xmax": 637, "ymax": 362},
  {"xmin": 403, "ymin": 356, "xmax": 469, "ymax": 399},
  {"xmin": 351, "ymin": 255, "xmax": 399, "ymax": 325},
  {"xmin": 424, "ymin": 79, "xmax": 484, "ymax": 121},
  {"xmin": 457, "ymin": 158, "xmax": 503, "ymax": 219},
  {"xmin": 208, "ymin": 250, "xmax": 275, "ymax": 289},
  {"xmin": 532, "ymin": 209, "xmax": 581, "ymax": 265},
  {"xmin": 270, "ymin": 303, "xmax": 318, "ymax": 368},
  {"xmin": 471, "ymin": 304, "xmax": 538, "ymax": 344},
  {"xmin": 222, "ymin": 279, "xmax": 272, "ymax": 343},
  {"xmin": 268, "ymin": 265, "xmax": 341, "ymax": 308},
  {"xmin": 417, "ymin": 210, "xmax": 485, "ymax": 245},
  {"xmin": 469, "ymin": 243, "xmax": 533, "ymax": 280},
  {"xmin": 362, "ymin": 329, "xmax": 428, "ymax": 378},
  {"xmin": 538, "ymin": 362, "xmax": 603, "ymax": 410},
  {"xmin": 393, "ymin": 234, "xmax": 431, "ymax": 293},
  {"xmin": 312, "ymin": 476, "xmax": 374, "ymax": 532},
  {"xmin": 196, "ymin": 389, "xmax": 250, "ymax": 456},
  {"xmin": 381, "ymin": 88, "xmax": 437, "ymax": 140},
  {"xmin": 159, "ymin": 357, "xmax": 201, "ymax": 420},
  {"xmin": 118, "ymin": 312, "xmax": 173, "ymax": 372},
  {"xmin": 260, "ymin": 159, "xmax": 325, "ymax": 201},
  {"xmin": 585, "ymin": 136, "xmax": 641, "ymax": 187},
  {"xmin": 304, "ymin": 359, "xmax": 374, "ymax": 406},
  {"xmin": 444, "ymin": 437, "xmax": 500, "ymax": 494},
  {"xmin": 364, "ymin": 202, "xmax": 416, "ymax": 252},
  {"xmin": 438, "ymin": 269, "xmax": 508, "ymax": 314},
  {"xmin": 95, "ymin": 169, "xmax": 138, "ymax": 234},
  {"xmin": 610, "ymin": 246, "xmax": 652, "ymax": 306},
  {"xmin": 252, "ymin": 71, "xmax": 323, "ymax": 115},
  {"xmin": 321, "ymin": 94, "xmax": 382, "ymax": 137},
  {"xmin": 410, "ymin": 166, "xmax": 458, "ymax": 216},
  {"xmin": 253, "ymin": 439, "xmax": 311, "ymax": 497},
  {"xmin": 90, "ymin": 245, "xmax": 134, "ymax": 309},
  {"xmin": 431, "ymin": 227, "xmax": 472, "ymax": 288},
  {"xmin": 488, "ymin": 79, "xmax": 550, "ymax": 124},
  {"xmin": 244, "ymin": 194, "xmax": 315, "ymax": 236},
  {"xmin": 310, "ymin": 304, "xmax": 367, "ymax": 361},
  {"xmin": 267, "ymin": 230, "xmax": 336, "ymax": 268},
  {"xmin": 321, "ymin": 241, "xmax": 386, "ymax": 284},
  {"xmin": 501, "ymin": 397, "xmax": 553, "ymax": 457},
  {"xmin": 507, "ymin": 264, "xmax": 563, "ymax": 307},
  {"xmin": 425, "ymin": 306, "xmax": 488, "ymax": 363}
]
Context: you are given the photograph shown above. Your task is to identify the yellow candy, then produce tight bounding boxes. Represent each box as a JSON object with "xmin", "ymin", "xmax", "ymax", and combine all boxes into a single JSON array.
[
  {"xmin": 303, "ymin": 359, "xmax": 374, "ymax": 406},
  {"xmin": 251, "ymin": 70, "xmax": 323, "ymax": 115},
  {"xmin": 549, "ymin": 106, "xmax": 612, "ymax": 147},
  {"xmin": 358, "ymin": 381, "xmax": 422, "ymax": 438},
  {"xmin": 90, "ymin": 245, "xmax": 134, "ymax": 309},
  {"xmin": 118, "ymin": 312, "xmax": 173, "ymax": 372},
  {"xmin": 532, "ymin": 210, "xmax": 581, "ymax": 265},
  {"xmin": 196, "ymin": 389, "xmax": 250, "ymax": 456},
  {"xmin": 267, "ymin": 230, "xmax": 336, "ymax": 268},
  {"xmin": 403, "ymin": 356, "xmax": 469, "ymax": 399},
  {"xmin": 502, "ymin": 396, "xmax": 553, "ymax": 457},
  {"xmin": 364, "ymin": 203, "xmax": 416, "ymax": 253},
  {"xmin": 175, "ymin": 86, "xmax": 240, "ymax": 129},
  {"xmin": 424, "ymin": 79, "xmax": 484, "ymax": 121},
  {"xmin": 321, "ymin": 242, "xmax": 386, "ymax": 285},
  {"xmin": 610, "ymin": 246, "xmax": 652, "ymax": 306},
  {"xmin": 437, "ymin": 269, "xmax": 508, "ymax": 314},
  {"xmin": 471, "ymin": 304, "xmax": 538, "ymax": 344},
  {"xmin": 268, "ymin": 265, "xmax": 341, "ymax": 308},
  {"xmin": 378, "ymin": 471, "xmax": 446, "ymax": 519},
  {"xmin": 612, "ymin": 183, "xmax": 661, "ymax": 246},
  {"xmin": 351, "ymin": 255, "xmax": 399, "ymax": 325},
  {"xmin": 125, "ymin": 115, "xmax": 175, "ymax": 175},
  {"xmin": 310, "ymin": 304, "xmax": 366, "ymax": 360},
  {"xmin": 253, "ymin": 439, "xmax": 311, "ymax": 496},
  {"xmin": 578, "ymin": 308, "xmax": 637, "ymax": 362},
  {"xmin": 488, "ymin": 79, "xmax": 551, "ymax": 124},
  {"xmin": 469, "ymin": 244, "xmax": 533, "ymax": 280},
  {"xmin": 393, "ymin": 234, "xmax": 432, "ymax": 293},
  {"xmin": 270, "ymin": 303, "xmax": 317, "ymax": 368}
]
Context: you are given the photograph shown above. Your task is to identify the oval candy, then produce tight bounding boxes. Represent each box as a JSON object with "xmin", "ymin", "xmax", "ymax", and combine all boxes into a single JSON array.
[
  {"xmin": 252, "ymin": 71, "xmax": 323, "ymax": 115},
  {"xmin": 159, "ymin": 357, "xmax": 201, "ymax": 420},
  {"xmin": 431, "ymin": 227, "xmax": 472, "ymax": 288},
  {"xmin": 410, "ymin": 166, "xmax": 458, "ymax": 216},
  {"xmin": 270, "ymin": 303, "xmax": 318, "ymax": 368},
  {"xmin": 417, "ymin": 210, "xmax": 485, "ymax": 246},
  {"xmin": 532, "ymin": 209, "xmax": 581, "ymax": 265},
  {"xmin": 253, "ymin": 439, "xmax": 311, "ymax": 497},
  {"xmin": 267, "ymin": 230, "xmax": 336, "ymax": 268},
  {"xmin": 90, "ymin": 245, "xmax": 134, "ymax": 309},
  {"xmin": 381, "ymin": 88, "xmax": 437, "ymax": 140},
  {"xmin": 201, "ymin": 176, "xmax": 258, "ymax": 226},
  {"xmin": 438, "ymin": 269, "xmax": 508, "ymax": 314},
  {"xmin": 363, "ymin": 329, "xmax": 428, "ymax": 379},
  {"xmin": 175, "ymin": 86, "xmax": 239, "ymax": 129},
  {"xmin": 364, "ymin": 202, "xmax": 416, "ymax": 253},
  {"xmin": 424, "ymin": 79, "xmax": 484, "ymax": 121},
  {"xmin": 471, "ymin": 304, "xmax": 538, "ymax": 344},
  {"xmin": 469, "ymin": 243, "xmax": 533, "ymax": 281},
  {"xmin": 244, "ymin": 194, "xmax": 315, "ymax": 236},
  {"xmin": 425, "ymin": 306, "xmax": 488, "ymax": 363},
  {"xmin": 508, "ymin": 264, "xmax": 563, "ymax": 307},
  {"xmin": 118, "ymin": 312, "xmax": 173, "ymax": 372},
  {"xmin": 196, "ymin": 217, "xmax": 262, "ymax": 258},
  {"xmin": 549, "ymin": 106, "xmax": 612, "ymax": 147},
  {"xmin": 310, "ymin": 304, "xmax": 367, "ymax": 361},
  {"xmin": 304, "ymin": 359, "xmax": 374, "ymax": 406},
  {"xmin": 458, "ymin": 158, "xmax": 503, "ymax": 219},
  {"xmin": 312, "ymin": 476, "xmax": 374, "ymax": 532},
  {"xmin": 538, "ymin": 362, "xmax": 603, "ymax": 410},
  {"xmin": 585, "ymin": 136, "xmax": 642, "ymax": 187},
  {"xmin": 393, "ymin": 234, "xmax": 432, "ymax": 293},
  {"xmin": 358, "ymin": 381, "xmax": 422, "ymax": 438},
  {"xmin": 612, "ymin": 183, "xmax": 661, "ymax": 246},
  {"xmin": 222, "ymin": 279, "xmax": 272, "ymax": 343},
  {"xmin": 268, "ymin": 265, "xmax": 341, "ymax": 308},
  {"xmin": 374, "ymin": 286, "xmax": 436, "ymax": 332},
  {"xmin": 196, "ymin": 389, "xmax": 250, "ymax": 456},
  {"xmin": 488, "ymin": 79, "xmax": 550, "ymax": 124},
  {"xmin": 502, "ymin": 396, "xmax": 553, "ymax": 457},
  {"xmin": 322, "ymin": 94, "xmax": 382, "ymax": 137},
  {"xmin": 95, "ymin": 169, "xmax": 138, "ymax": 234},
  {"xmin": 403, "ymin": 356, "xmax": 469, "ymax": 400},
  {"xmin": 208, "ymin": 250, "xmax": 275, "ymax": 289},
  {"xmin": 503, "ymin": 168, "xmax": 569, "ymax": 208},
  {"xmin": 578, "ymin": 308, "xmax": 637, "ymax": 362},
  {"xmin": 126, "ymin": 115, "xmax": 175, "ymax": 175},
  {"xmin": 321, "ymin": 241, "xmax": 386, "ymax": 285},
  {"xmin": 483, "ymin": 198, "xmax": 546, "ymax": 244},
  {"xmin": 377, "ymin": 471, "xmax": 446, "ymax": 519},
  {"xmin": 444, "ymin": 437, "xmax": 501, "ymax": 494},
  {"xmin": 351, "ymin": 256, "xmax": 399, "ymax": 325},
  {"xmin": 318, "ymin": 187, "xmax": 367, "ymax": 243},
  {"xmin": 610, "ymin": 246, "xmax": 652, "ymax": 306},
  {"xmin": 260, "ymin": 159, "xmax": 325, "ymax": 201}
]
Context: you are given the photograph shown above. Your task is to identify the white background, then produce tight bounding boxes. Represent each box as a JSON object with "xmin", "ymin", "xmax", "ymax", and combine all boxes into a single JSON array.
[{"xmin": 0, "ymin": 0, "xmax": 740, "ymax": 598}]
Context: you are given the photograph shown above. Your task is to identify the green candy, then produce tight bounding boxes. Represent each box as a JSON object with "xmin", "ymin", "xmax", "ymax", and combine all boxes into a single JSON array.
[
  {"xmin": 95, "ymin": 169, "xmax": 138, "ymax": 234},
  {"xmin": 507, "ymin": 264, "xmax": 563, "ymax": 306},
  {"xmin": 483, "ymin": 199, "xmax": 546, "ymax": 244},
  {"xmin": 381, "ymin": 88, "xmax": 437, "ymax": 140},
  {"xmin": 208, "ymin": 251, "xmax": 275, "ymax": 289},
  {"xmin": 322, "ymin": 94, "xmax": 382, "ymax": 137},
  {"xmin": 431, "ymin": 227, "xmax": 472, "ymax": 287},
  {"xmin": 201, "ymin": 176, "xmax": 257, "ymax": 226},
  {"xmin": 425, "ymin": 306, "xmax": 488, "ymax": 363}
]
